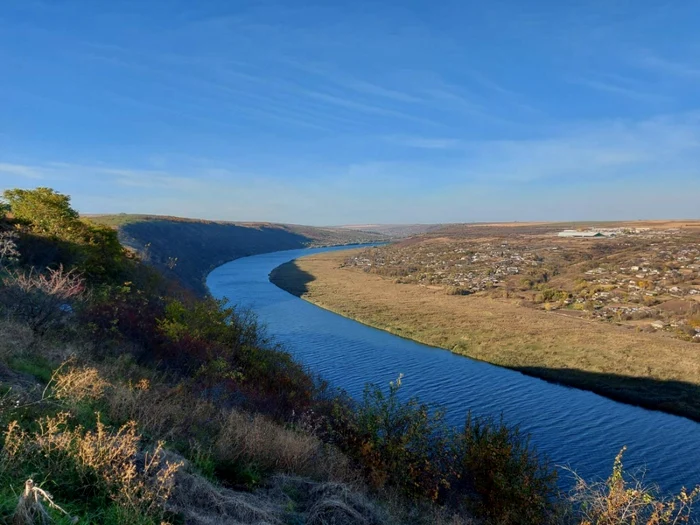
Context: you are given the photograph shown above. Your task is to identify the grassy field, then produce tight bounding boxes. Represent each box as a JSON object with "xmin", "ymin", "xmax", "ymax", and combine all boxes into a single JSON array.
[{"xmin": 271, "ymin": 249, "xmax": 700, "ymax": 422}]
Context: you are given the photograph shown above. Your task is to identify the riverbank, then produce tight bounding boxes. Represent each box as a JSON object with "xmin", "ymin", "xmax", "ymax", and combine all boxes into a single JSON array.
[{"xmin": 270, "ymin": 249, "xmax": 700, "ymax": 422}]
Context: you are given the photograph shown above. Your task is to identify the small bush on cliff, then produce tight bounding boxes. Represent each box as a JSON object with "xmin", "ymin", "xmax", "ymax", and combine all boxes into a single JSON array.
[
  {"xmin": 322, "ymin": 375, "xmax": 560, "ymax": 523},
  {"xmin": 0, "ymin": 265, "xmax": 85, "ymax": 334},
  {"xmin": 456, "ymin": 414, "xmax": 559, "ymax": 524}
]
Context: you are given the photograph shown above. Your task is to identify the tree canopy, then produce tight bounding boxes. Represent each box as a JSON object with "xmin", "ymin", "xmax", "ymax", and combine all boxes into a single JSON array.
[
  {"xmin": 2, "ymin": 187, "xmax": 79, "ymax": 237},
  {"xmin": 2, "ymin": 187, "xmax": 126, "ymax": 282}
]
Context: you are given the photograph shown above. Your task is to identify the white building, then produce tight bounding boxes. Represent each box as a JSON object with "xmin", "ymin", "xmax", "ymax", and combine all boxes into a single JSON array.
[{"xmin": 558, "ymin": 230, "xmax": 604, "ymax": 238}]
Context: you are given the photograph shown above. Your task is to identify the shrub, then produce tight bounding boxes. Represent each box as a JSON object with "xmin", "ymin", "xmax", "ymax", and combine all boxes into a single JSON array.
[
  {"xmin": 0, "ymin": 266, "xmax": 85, "ymax": 334},
  {"xmin": 325, "ymin": 376, "xmax": 456, "ymax": 502},
  {"xmin": 535, "ymin": 288, "xmax": 569, "ymax": 305},
  {"xmin": 0, "ymin": 230, "xmax": 20, "ymax": 270},
  {"xmin": 445, "ymin": 286, "xmax": 471, "ymax": 296},
  {"xmin": 456, "ymin": 414, "xmax": 559, "ymax": 524},
  {"xmin": 568, "ymin": 447, "xmax": 700, "ymax": 525},
  {"xmin": 2, "ymin": 188, "xmax": 79, "ymax": 238}
]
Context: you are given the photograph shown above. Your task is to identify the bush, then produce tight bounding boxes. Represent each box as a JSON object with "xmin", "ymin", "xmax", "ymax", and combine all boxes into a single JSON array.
[
  {"xmin": 456, "ymin": 414, "xmax": 559, "ymax": 524},
  {"xmin": 322, "ymin": 377, "xmax": 559, "ymax": 522},
  {"xmin": 0, "ymin": 266, "xmax": 85, "ymax": 334},
  {"xmin": 568, "ymin": 447, "xmax": 700, "ymax": 525},
  {"xmin": 0, "ymin": 230, "xmax": 20, "ymax": 271}
]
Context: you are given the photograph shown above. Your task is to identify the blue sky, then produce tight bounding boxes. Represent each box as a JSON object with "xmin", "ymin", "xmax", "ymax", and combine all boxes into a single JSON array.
[{"xmin": 1, "ymin": 0, "xmax": 699, "ymax": 224}]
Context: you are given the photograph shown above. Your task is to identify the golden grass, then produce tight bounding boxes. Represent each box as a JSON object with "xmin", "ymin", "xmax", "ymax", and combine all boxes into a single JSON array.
[
  {"xmin": 273, "ymin": 250, "xmax": 700, "ymax": 421},
  {"xmin": 2, "ymin": 412, "xmax": 181, "ymax": 522},
  {"xmin": 215, "ymin": 410, "xmax": 355, "ymax": 482}
]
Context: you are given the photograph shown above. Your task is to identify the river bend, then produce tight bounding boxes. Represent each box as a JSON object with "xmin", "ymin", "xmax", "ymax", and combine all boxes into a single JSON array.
[{"xmin": 207, "ymin": 245, "xmax": 700, "ymax": 492}]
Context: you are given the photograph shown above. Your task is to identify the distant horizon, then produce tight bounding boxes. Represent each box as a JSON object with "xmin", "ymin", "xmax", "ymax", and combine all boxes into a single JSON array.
[
  {"xmin": 2, "ymin": 1, "xmax": 699, "ymax": 223},
  {"xmin": 80, "ymin": 212, "xmax": 700, "ymax": 229}
]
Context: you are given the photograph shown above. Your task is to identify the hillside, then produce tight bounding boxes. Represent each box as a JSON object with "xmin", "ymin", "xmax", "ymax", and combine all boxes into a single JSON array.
[
  {"xmin": 3, "ymin": 189, "xmax": 698, "ymax": 524},
  {"xmin": 88, "ymin": 214, "xmax": 387, "ymax": 295}
]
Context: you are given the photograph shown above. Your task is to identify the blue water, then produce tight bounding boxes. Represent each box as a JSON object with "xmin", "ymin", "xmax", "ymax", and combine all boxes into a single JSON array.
[{"xmin": 207, "ymin": 245, "xmax": 700, "ymax": 493}]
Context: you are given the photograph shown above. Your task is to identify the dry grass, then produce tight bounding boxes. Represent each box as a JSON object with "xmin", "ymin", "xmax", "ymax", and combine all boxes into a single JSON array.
[
  {"xmin": 52, "ymin": 364, "xmax": 110, "ymax": 404},
  {"xmin": 215, "ymin": 409, "xmax": 355, "ymax": 483},
  {"xmin": 168, "ymin": 470, "xmax": 395, "ymax": 525},
  {"xmin": 0, "ymin": 320, "xmax": 36, "ymax": 361},
  {"xmin": 567, "ymin": 448, "xmax": 700, "ymax": 525},
  {"xmin": 2, "ymin": 412, "xmax": 181, "ymax": 521},
  {"xmin": 274, "ymin": 250, "xmax": 700, "ymax": 420},
  {"xmin": 167, "ymin": 461, "xmax": 282, "ymax": 524}
]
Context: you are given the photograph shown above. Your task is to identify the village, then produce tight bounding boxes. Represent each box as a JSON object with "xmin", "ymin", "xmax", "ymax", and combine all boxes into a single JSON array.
[{"xmin": 345, "ymin": 225, "xmax": 700, "ymax": 343}]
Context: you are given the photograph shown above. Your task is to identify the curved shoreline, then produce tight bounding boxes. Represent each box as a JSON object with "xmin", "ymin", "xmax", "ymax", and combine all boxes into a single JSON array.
[{"xmin": 270, "ymin": 251, "xmax": 700, "ymax": 423}]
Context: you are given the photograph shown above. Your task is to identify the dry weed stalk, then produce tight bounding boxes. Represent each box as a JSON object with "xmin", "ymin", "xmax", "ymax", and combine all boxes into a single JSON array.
[
  {"xmin": 3, "ymin": 412, "xmax": 182, "ymax": 521},
  {"xmin": 52, "ymin": 365, "xmax": 110, "ymax": 404},
  {"xmin": 0, "ymin": 230, "xmax": 20, "ymax": 268},
  {"xmin": 12, "ymin": 479, "xmax": 77, "ymax": 525},
  {"xmin": 568, "ymin": 447, "xmax": 700, "ymax": 525}
]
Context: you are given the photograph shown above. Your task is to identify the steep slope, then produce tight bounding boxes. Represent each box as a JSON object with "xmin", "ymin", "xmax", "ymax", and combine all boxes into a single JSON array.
[{"xmin": 88, "ymin": 215, "xmax": 387, "ymax": 295}]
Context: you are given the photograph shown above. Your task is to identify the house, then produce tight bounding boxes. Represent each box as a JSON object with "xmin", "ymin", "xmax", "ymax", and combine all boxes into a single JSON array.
[{"xmin": 558, "ymin": 230, "xmax": 604, "ymax": 238}]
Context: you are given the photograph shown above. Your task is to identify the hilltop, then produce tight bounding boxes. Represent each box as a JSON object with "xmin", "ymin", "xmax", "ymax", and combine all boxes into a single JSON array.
[{"xmin": 88, "ymin": 214, "xmax": 388, "ymax": 295}]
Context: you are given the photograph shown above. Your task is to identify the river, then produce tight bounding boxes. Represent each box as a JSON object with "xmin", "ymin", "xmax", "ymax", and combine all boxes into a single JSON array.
[{"xmin": 207, "ymin": 245, "xmax": 700, "ymax": 493}]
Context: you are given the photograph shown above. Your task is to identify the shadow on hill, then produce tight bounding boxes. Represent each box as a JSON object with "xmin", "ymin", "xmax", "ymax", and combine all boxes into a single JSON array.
[
  {"xmin": 269, "ymin": 260, "xmax": 315, "ymax": 297},
  {"xmin": 515, "ymin": 366, "xmax": 700, "ymax": 423},
  {"xmin": 120, "ymin": 221, "xmax": 313, "ymax": 295}
]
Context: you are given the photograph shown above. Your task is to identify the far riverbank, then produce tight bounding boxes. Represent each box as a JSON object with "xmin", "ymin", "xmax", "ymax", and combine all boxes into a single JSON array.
[{"xmin": 270, "ymin": 249, "xmax": 700, "ymax": 422}]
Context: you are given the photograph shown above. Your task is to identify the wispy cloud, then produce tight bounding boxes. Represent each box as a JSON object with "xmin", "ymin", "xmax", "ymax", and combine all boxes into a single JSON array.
[
  {"xmin": 568, "ymin": 77, "xmax": 667, "ymax": 103},
  {"xmin": 383, "ymin": 136, "xmax": 462, "ymax": 149},
  {"xmin": 637, "ymin": 52, "xmax": 700, "ymax": 79},
  {"xmin": 0, "ymin": 163, "xmax": 44, "ymax": 179}
]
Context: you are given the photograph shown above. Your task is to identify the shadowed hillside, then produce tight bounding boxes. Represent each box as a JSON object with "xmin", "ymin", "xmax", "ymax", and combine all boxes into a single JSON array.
[{"xmin": 89, "ymin": 215, "xmax": 387, "ymax": 295}]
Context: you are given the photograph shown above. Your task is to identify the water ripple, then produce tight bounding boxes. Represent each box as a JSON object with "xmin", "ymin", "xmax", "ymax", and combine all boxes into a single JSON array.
[{"xmin": 208, "ymin": 246, "xmax": 700, "ymax": 492}]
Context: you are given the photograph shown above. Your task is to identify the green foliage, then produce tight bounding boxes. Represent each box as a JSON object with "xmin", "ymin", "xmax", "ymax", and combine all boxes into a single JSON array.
[
  {"xmin": 457, "ymin": 414, "xmax": 559, "ymax": 524},
  {"xmin": 8, "ymin": 355, "xmax": 55, "ymax": 383},
  {"xmin": 2, "ymin": 187, "xmax": 79, "ymax": 237},
  {"xmin": 353, "ymin": 375, "xmax": 454, "ymax": 500},
  {"xmin": 188, "ymin": 444, "xmax": 217, "ymax": 481},
  {"xmin": 158, "ymin": 297, "xmax": 263, "ymax": 350},
  {"xmin": 3, "ymin": 187, "xmax": 127, "ymax": 283},
  {"xmin": 534, "ymin": 287, "xmax": 570, "ymax": 304},
  {"xmin": 324, "ymin": 377, "xmax": 559, "ymax": 522}
]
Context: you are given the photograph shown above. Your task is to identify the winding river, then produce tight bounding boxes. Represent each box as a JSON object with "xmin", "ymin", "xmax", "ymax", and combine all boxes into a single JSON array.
[{"xmin": 207, "ymin": 245, "xmax": 700, "ymax": 493}]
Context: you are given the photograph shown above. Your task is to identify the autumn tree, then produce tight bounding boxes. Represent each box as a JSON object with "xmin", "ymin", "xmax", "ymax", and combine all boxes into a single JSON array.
[{"xmin": 2, "ymin": 187, "xmax": 79, "ymax": 237}]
